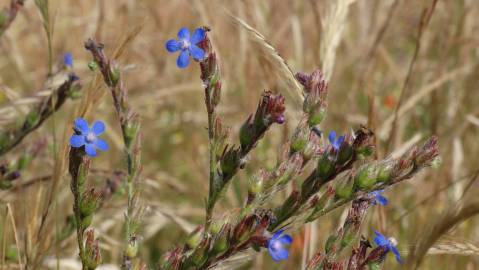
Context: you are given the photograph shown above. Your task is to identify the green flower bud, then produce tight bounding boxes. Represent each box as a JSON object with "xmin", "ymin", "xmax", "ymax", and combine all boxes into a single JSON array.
[
  {"xmin": 239, "ymin": 118, "xmax": 254, "ymax": 149},
  {"xmin": 336, "ymin": 177, "xmax": 354, "ymax": 199},
  {"xmin": 248, "ymin": 176, "xmax": 263, "ymax": 195},
  {"xmin": 317, "ymin": 156, "xmax": 334, "ymax": 179},
  {"xmin": 308, "ymin": 107, "xmax": 326, "ymax": 127},
  {"xmin": 186, "ymin": 228, "xmax": 203, "ymax": 249},
  {"xmin": 81, "ymin": 214, "xmax": 92, "ymax": 228},
  {"xmin": 376, "ymin": 167, "xmax": 391, "ymax": 183},
  {"xmin": 109, "ymin": 65, "xmax": 121, "ymax": 86},
  {"xmin": 88, "ymin": 60, "xmax": 98, "ymax": 71},
  {"xmin": 125, "ymin": 239, "xmax": 139, "ymax": 258},
  {"xmin": 355, "ymin": 167, "xmax": 376, "ymax": 190}
]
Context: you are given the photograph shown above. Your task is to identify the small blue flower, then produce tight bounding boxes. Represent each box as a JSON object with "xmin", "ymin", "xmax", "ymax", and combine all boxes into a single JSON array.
[
  {"xmin": 63, "ymin": 52, "xmax": 73, "ymax": 68},
  {"xmin": 267, "ymin": 229, "xmax": 292, "ymax": 262},
  {"xmin": 370, "ymin": 190, "xmax": 388, "ymax": 206},
  {"xmin": 328, "ymin": 130, "xmax": 345, "ymax": 151},
  {"xmin": 374, "ymin": 231, "xmax": 402, "ymax": 263},
  {"xmin": 165, "ymin": 27, "xmax": 206, "ymax": 68},
  {"xmin": 70, "ymin": 118, "xmax": 109, "ymax": 157}
]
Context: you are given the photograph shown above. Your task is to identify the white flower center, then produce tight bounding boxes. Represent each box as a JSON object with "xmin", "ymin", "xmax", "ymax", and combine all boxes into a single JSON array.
[
  {"xmin": 271, "ymin": 240, "xmax": 283, "ymax": 251},
  {"xmin": 180, "ymin": 39, "xmax": 190, "ymax": 50},
  {"xmin": 85, "ymin": 132, "xmax": 96, "ymax": 143},
  {"xmin": 388, "ymin": 237, "xmax": 398, "ymax": 247}
]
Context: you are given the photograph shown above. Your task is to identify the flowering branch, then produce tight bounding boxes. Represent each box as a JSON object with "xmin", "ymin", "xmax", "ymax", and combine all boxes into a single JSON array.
[
  {"xmin": 159, "ymin": 27, "xmax": 440, "ymax": 270},
  {"xmin": 190, "ymin": 28, "xmax": 286, "ymax": 230},
  {"xmin": 0, "ymin": 74, "xmax": 81, "ymax": 156},
  {"xmin": 84, "ymin": 39, "xmax": 143, "ymax": 269},
  {"xmin": 69, "ymin": 127, "xmax": 105, "ymax": 270}
]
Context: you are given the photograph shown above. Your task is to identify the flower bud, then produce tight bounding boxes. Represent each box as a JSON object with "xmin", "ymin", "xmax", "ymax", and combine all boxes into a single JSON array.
[
  {"xmin": 335, "ymin": 176, "xmax": 354, "ymax": 200},
  {"xmin": 189, "ymin": 235, "xmax": 211, "ymax": 267},
  {"xmin": 220, "ymin": 147, "xmax": 240, "ymax": 177},
  {"xmin": 317, "ymin": 155, "xmax": 334, "ymax": 179},
  {"xmin": 85, "ymin": 229, "xmax": 102, "ymax": 269},
  {"xmin": 354, "ymin": 166, "xmax": 377, "ymax": 190},
  {"xmin": 376, "ymin": 166, "xmax": 392, "ymax": 183},
  {"xmin": 232, "ymin": 215, "xmax": 257, "ymax": 244},
  {"xmin": 308, "ymin": 107, "xmax": 326, "ymax": 127},
  {"xmin": 126, "ymin": 236, "xmax": 139, "ymax": 258},
  {"xmin": 290, "ymin": 125, "xmax": 309, "ymax": 153},
  {"xmin": 186, "ymin": 226, "xmax": 203, "ymax": 249},
  {"xmin": 88, "ymin": 60, "xmax": 98, "ymax": 71},
  {"xmin": 212, "ymin": 225, "xmax": 231, "ymax": 255},
  {"xmin": 109, "ymin": 64, "xmax": 121, "ymax": 86},
  {"xmin": 337, "ymin": 142, "xmax": 353, "ymax": 165},
  {"xmin": 80, "ymin": 188, "xmax": 102, "ymax": 217}
]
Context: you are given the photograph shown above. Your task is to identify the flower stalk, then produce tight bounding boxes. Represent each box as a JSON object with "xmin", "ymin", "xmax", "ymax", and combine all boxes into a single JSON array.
[
  {"xmin": 84, "ymin": 39, "xmax": 143, "ymax": 269},
  {"xmin": 68, "ymin": 145, "xmax": 102, "ymax": 270}
]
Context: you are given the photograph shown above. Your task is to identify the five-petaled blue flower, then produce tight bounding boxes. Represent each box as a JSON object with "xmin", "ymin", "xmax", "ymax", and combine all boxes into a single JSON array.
[
  {"xmin": 165, "ymin": 27, "xmax": 206, "ymax": 68},
  {"xmin": 328, "ymin": 130, "xmax": 345, "ymax": 151},
  {"xmin": 70, "ymin": 118, "xmax": 109, "ymax": 157},
  {"xmin": 370, "ymin": 190, "xmax": 388, "ymax": 206},
  {"xmin": 267, "ymin": 229, "xmax": 292, "ymax": 262},
  {"xmin": 63, "ymin": 52, "xmax": 73, "ymax": 68},
  {"xmin": 374, "ymin": 230, "xmax": 402, "ymax": 263}
]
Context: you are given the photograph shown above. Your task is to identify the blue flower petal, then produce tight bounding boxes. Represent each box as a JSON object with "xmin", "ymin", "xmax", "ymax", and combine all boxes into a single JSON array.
[
  {"xmin": 74, "ymin": 118, "xmax": 89, "ymax": 134},
  {"xmin": 177, "ymin": 27, "xmax": 190, "ymax": 40},
  {"xmin": 191, "ymin": 28, "xmax": 205, "ymax": 44},
  {"xmin": 337, "ymin": 135, "xmax": 345, "ymax": 147},
  {"xmin": 269, "ymin": 247, "xmax": 281, "ymax": 262},
  {"xmin": 273, "ymin": 248, "xmax": 289, "ymax": 261},
  {"xmin": 391, "ymin": 246, "xmax": 402, "ymax": 263},
  {"xmin": 374, "ymin": 231, "xmax": 389, "ymax": 247},
  {"xmin": 328, "ymin": 131, "xmax": 336, "ymax": 145},
  {"xmin": 189, "ymin": 44, "xmax": 205, "ymax": 60},
  {"xmin": 70, "ymin": 135, "xmax": 85, "ymax": 148},
  {"xmin": 271, "ymin": 229, "xmax": 284, "ymax": 240},
  {"xmin": 92, "ymin": 121, "xmax": 105, "ymax": 135},
  {"xmin": 176, "ymin": 50, "xmax": 190, "ymax": 68},
  {"xmin": 63, "ymin": 53, "xmax": 73, "ymax": 67},
  {"xmin": 94, "ymin": 138, "xmax": 109, "ymax": 152},
  {"xmin": 85, "ymin": 144, "xmax": 97, "ymax": 157},
  {"xmin": 166, "ymin": 39, "xmax": 181, "ymax": 53},
  {"xmin": 376, "ymin": 195, "xmax": 388, "ymax": 206},
  {"xmin": 279, "ymin": 234, "xmax": 293, "ymax": 245}
]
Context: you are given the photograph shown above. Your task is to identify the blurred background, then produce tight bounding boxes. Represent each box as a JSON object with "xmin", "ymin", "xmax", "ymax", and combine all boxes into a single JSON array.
[{"xmin": 0, "ymin": 0, "xmax": 478, "ymax": 269}]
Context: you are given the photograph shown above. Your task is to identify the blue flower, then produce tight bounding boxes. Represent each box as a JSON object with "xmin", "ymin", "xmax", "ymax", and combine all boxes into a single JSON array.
[
  {"xmin": 63, "ymin": 52, "xmax": 73, "ymax": 68},
  {"xmin": 70, "ymin": 118, "xmax": 109, "ymax": 157},
  {"xmin": 165, "ymin": 27, "xmax": 206, "ymax": 68},
  {"xmin": 370, "ymin": 190, "xmax": 388, "ymax": 206},
  {"xmin": 328, "ymin": 131, "xmax": 345, "ymax": 151},
  {"xmin": 267, "ymin": 229, "xmax": 292, "ymax": 262},
  {"xmin": 374, "ymin": 231, "xmax": 402, "ymax": 263}
]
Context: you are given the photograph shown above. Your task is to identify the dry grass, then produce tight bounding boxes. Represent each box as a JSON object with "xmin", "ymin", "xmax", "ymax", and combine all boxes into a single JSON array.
[{"xmin": 0, "ymin": 0, "xmax": 478, "ymax": 269}]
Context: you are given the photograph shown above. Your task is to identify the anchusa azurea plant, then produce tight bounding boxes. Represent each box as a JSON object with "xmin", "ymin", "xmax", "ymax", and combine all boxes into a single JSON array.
[
  {"xmin": 156, "ymin": 26, "xmax": 439, "ymax": 270},
  {"xmin": 0, "ymin": 23, "xmax": 439, "ymax": 270}
]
